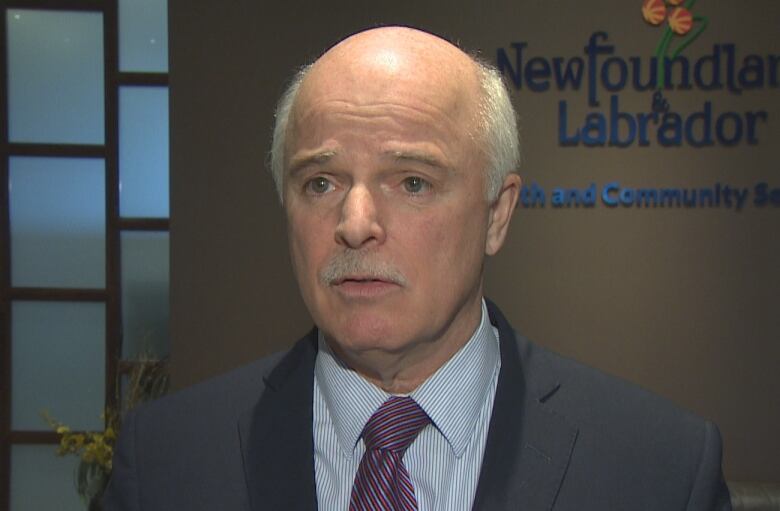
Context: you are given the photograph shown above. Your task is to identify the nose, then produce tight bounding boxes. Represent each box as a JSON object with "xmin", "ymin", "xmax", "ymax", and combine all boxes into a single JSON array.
[{"xmin": 335, "ymin": 185, "xmax": 386, "ymax": 249}]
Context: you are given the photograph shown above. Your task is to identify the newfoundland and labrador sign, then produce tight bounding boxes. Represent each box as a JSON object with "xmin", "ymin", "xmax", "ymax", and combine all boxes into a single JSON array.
[
  {"xmin": 497, "ymin": 0, "xmax": 779, "ymax": 209},
  {"xmin": 500, "ymin": 32, "xmax": 773, "ymax": 148}
]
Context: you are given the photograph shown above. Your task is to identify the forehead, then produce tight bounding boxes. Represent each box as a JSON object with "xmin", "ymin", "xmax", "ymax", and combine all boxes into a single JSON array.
[
  {"xmin": 291, "ymin": 78, "xmax": 474, "ymax": 147},
  {"xmin": 286, "ymin": 34, "xmax": 482, "ymax": 165}
]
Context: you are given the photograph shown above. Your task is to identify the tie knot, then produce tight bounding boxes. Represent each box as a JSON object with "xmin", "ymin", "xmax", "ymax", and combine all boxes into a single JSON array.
[{"xmin": 362, "ymin": 396, "xmax": 430, "ymax": 453}]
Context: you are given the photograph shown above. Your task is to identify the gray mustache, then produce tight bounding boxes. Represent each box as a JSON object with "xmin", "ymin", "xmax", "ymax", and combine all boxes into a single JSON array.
[{"xmin": 320, "ymin": 251, "xmax": 407, "ymax": 286}]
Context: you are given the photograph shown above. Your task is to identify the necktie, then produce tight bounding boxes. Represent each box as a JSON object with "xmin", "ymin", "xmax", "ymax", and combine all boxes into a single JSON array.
[{"xmin": 349, "ymin": 396, "xmax": 431, "ymax": 511}]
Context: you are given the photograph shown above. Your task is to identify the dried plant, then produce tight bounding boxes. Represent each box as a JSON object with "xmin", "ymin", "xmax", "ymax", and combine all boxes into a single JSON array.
[{"xmin": 44, "ymin": 353, "xmax": 169, "ymax": 508}]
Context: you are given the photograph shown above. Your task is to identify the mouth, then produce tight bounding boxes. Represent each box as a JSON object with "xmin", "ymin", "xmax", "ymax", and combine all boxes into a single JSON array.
[
  {"xmin": 331, "ymin": 276, "xmax": 401, "ymax": 298},
  {"xmin": 334, "ymin": 275, "xmax": 390, "ymax": 284}
]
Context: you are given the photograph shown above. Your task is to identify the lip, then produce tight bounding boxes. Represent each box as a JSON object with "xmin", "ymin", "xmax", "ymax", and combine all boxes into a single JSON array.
[{"xmin": 332, "ymin": 278, "xmax": 401, "ymax": 299}]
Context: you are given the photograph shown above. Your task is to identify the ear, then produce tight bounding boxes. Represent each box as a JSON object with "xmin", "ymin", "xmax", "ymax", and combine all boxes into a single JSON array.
[{"xmin": 485, "ymin": 173, "xmax": 521, "ymax": 256}]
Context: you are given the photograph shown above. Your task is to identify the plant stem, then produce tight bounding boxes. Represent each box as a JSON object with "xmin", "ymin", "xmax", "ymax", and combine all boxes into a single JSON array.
[{"xmin": 655, "ymin": 28, "xmax": 674, "ymax": 90}]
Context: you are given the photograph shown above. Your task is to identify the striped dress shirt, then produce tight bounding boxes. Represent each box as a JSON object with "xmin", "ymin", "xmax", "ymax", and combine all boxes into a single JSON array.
[{"xmin": 313, "ymin": 299, "xmax": 501, "ymax": 510}]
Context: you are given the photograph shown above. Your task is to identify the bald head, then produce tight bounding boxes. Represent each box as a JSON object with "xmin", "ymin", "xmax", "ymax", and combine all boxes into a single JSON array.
[
  {"xmin": 318, "ymin": 25, "xmax": 474, "ymax": 66},
  {"xmin": 302, "ymin": 26, "xmax": 481, "ymax": 102},
  {"xmin": 270, "ymin": 26, "xmax": 519, "ymax": 201}
]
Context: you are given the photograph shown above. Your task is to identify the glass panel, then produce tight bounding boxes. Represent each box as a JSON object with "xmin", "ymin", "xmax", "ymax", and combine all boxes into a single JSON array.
[
  {"xmin": 11, "ymin": 445, "xmax": 84, "ymax": 511},
  {"xmin": 7, "ymin": 9, "xmax": 104, "ymax": 144},
  {"xmin": 121, "ymin": 231, "xmax": 170, "ymax": 358},
  {"xmin": 119, "ymin": 0, "xmax": 169, "ymax": 72},
  {"xmin": 119, "ymin": 86, "xmax": 170, "ymax": 218},
  {"xmin": 9, "ymin": 157, "xmax": 106, "ymax": 288},
  {"xmin": 11, "ymin": 301, "xmax": 105, "ymax": 431}
]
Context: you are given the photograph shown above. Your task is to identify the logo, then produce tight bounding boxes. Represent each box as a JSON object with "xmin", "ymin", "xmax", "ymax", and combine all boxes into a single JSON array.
[
  {"xmin": 496, "ymin": 1, "xmax": 778, "ymax": 148},
  {"xmin": 642, "ymin": 0, "xmax": 708, "ymax": 113}
]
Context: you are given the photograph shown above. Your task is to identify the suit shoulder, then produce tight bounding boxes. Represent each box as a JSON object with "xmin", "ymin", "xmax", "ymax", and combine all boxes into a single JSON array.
[
  {"xmin": 511, "ymin": 335, "xmax": 730, "ymax": 509},
  {"xmin": 515, "ymin": 332, "xmax": 709, "ymax": 436},
  {"xmin": 133, "ymin": 349, "xmax": 288, "ymax": 424}
]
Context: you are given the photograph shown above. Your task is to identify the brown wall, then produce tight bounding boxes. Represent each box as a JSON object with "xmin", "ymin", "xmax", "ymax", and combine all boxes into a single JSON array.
[{"xmin": 169, "ymin": 0, "xmax": 780, "ymax": 481}]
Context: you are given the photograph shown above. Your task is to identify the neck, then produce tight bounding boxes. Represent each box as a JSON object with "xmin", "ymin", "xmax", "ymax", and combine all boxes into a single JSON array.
[{"xmin": 326, "ymin": 296, "xmax": 484, "ymax": 394}]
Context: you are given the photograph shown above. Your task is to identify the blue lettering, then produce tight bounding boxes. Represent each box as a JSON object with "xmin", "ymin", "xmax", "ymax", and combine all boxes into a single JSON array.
[
  {"xmin": 637, "ymin": 112, "xmax": 656, "ymax": 146},
  {"xmin": 715, "ymin": 112, "xmax": 743, "ymax": 145},
  {"xmin": 753, "ymin": 183, "xmax": 780, "ymax": 207},
  {"xmin": 663, "ymin": 56, "xmax": 692, "ymax": 90},
  {"xmin": 619, "ymin": 187, "xmax": 635, "ymax": 205},
  {"xmin": 550, "ymin": 185, "xmax": 597, "ymax": 207},
  {"xmin": 582, "ymin": 113, "xmax": 607, "ymax": 146},
  {"xmin": 630, "ymin": 56, "xmax": 657, "ymax": 91},
  {"xmin": 745, "ymin": 111, "xmax": 767, "ymax": 144},
  {"xmin": 520, "ymin": 182, "xmax": 546, "ymax": 207},
  {"xmin": 526, "ymin": 57, "xmax": 551, "ymax": 92},
  {"xmin": 551, "ymin": 188, "xmax": 565, "ymax": 206},
  {"xmin": 584, "ymin": 32, "xmax": 613, "ymax": 107},
  {"xmin": 724, "ymin": 44, "xmax": 742, "ymax": 94},
  {"xmin": 739, "ymin": 55, "xmax": 764, "ymax": 89},
  {"xmin": 558, "ymin": 101, "xmax": 580, "ymax": 145},
  {"xmin": 693, "ymin": 45, "xmax": 722, "ymax": 90},
  {"xmin": 770, "ymin": 55, "xmax": 780, "ymax": 87},
  {"xmin": 602, "ymin": 57, "xmax": 628, "ymax": 92},
  {"xmin": 684, "ymin": 101, "xmax": 714, "ymax": 147},
  {"xmin": 658, "ymin": 112, "xmax": 683, "ymax": 146},
  {"xmin": 608, "ymin": 95, "xmax": 636, "ymax": 147},
  {"xmin": 582, "ymin": 184, "xmax": 597, "ymax": 206},
  {"xmin": 552, "ymin": 57, "xmax": 585, "ymax": 90},
  {"xmin": 496, "ymin": 42, "xmax": 527, "ymax": 89},
  {"xmin": 754, "ymin": 183, "xmax": 768, "ymax": 206},
  {"xmin": 602, "ymin": 182, "xmax": 619, "ymax": 207}
]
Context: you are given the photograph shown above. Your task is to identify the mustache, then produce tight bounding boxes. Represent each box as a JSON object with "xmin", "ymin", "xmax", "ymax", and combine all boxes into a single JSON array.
[{"xmin": 320, "ymin": 251, "xmax": 407, "ymax": 286}]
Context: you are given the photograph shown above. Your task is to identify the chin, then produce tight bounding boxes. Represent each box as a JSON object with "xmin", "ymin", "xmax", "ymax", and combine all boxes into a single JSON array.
[{"xmin": 325, "ymin": 311, "xmax": 413, "ymax": 355}]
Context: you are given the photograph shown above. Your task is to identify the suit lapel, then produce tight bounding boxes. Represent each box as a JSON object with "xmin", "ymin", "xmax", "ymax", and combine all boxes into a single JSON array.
[
  {"xmin": 472, "ymin": 302, "xmax": 578, "ymax": 511},
  {"xmin": 235, "ymin": 304, "xmax": 577, "ymax": 511},
  {"xmin": 238, "ymin": 331, "xmax": 318, "ymax": 511}
]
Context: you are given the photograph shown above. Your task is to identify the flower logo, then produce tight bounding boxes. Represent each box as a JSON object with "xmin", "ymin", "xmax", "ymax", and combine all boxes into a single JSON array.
[
  {"xmin": 668, "ymin": 8, "xmax": 693, "ymax": 35},
  {"xmin": 642, "ymin": 0, "xmax": 699, "ymax": 35},
  {"xmin": 642, "ymin": 0, "xmax": 709, "ymax": 90},
  {"xmin": 642, "ymin": 0, "xmax": 667, "ymax": 26}
]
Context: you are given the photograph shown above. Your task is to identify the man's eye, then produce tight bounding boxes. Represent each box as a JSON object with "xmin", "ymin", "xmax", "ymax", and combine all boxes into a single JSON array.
[
  {"xmin": 306, "ymin": 177, "xmax": 333, "ymax": 194},
  {"xmin": 402, "ymin": 176, "xmax": 430, "ymax": 194}
]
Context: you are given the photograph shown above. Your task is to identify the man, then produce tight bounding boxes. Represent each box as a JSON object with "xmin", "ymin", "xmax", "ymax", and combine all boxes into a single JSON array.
[{"xmin": 104, "ymin": 26, "xmax": 731, "ymax": 510}]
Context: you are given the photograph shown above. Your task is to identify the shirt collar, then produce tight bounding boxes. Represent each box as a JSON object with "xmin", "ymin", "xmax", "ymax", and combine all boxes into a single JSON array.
[
  {"xmin": 315, "ymin": 299, "xmax": 500, "ymax": 458},
  {"xmin": 315, "ymin": 335, "xmax": 387, "ymax": 458}
]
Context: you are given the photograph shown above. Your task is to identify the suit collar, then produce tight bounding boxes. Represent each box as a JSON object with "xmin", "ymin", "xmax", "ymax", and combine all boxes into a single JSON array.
[
  {"xmin": 472, "ymin": 300, "xmax": 578, "ymax": 511},
  {"xmin": 238, "ymin": 329, "xmax": 319, "ymax": 511},
  {"xmin": 237, "ymin": 301, "xmax": 578, "ymax": 511}
]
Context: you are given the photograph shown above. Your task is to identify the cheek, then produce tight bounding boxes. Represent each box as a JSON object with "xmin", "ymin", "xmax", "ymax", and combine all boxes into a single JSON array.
[
  {"xmin": 397, "ymin": 210, "xmax": 482, "ymax": 280},
  {"xmin": 288, "ymin": 213, "xmax": 330, "ymax": 285}
]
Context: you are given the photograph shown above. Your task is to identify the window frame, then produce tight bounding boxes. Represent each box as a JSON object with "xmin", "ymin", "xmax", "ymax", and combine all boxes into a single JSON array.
[{"xmin": 0, "ymin": 2, "xmax": 169, "ymax": 509}]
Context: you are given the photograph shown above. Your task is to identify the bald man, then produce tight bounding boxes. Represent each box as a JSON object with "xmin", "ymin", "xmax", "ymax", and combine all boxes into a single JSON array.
[{"xmin": 104, "ymin": 27, "xmax": 731, "ymax": 511}]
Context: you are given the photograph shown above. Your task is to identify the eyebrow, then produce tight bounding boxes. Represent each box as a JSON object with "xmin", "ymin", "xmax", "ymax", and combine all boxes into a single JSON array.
[
  {"xmin": 383, "ymin": 150, "xmax": 447, "ymax": 169},
  {"xmin": 288, "ymin": 150, "xmax": 337, "ymax": 175},
  {"xmin": 287, "ymin": 148, "xmax": 449, "ymax": 175}
]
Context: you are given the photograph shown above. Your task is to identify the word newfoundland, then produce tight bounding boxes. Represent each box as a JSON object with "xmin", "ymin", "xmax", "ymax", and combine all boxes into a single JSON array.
[{"xmin": 498, "ymin": 32, "xmax": 779, "ymax": 147}]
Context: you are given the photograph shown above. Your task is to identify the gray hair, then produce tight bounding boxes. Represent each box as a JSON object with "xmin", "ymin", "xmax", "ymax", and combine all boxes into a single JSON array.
[{"xmin": 269, "ymin": 58, "xmax": 520, "ymax": 202}]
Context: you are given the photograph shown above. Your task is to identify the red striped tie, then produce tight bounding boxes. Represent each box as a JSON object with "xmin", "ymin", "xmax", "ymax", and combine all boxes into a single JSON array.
[{"xmin": 349, "ymin": 396, "xmax": 431, "ymax": 511}]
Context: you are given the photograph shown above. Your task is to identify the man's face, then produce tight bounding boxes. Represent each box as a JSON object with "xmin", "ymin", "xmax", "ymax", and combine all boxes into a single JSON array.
[{"xmin": 282, "ymin": 35, "xmax": 511, "ymax": 375}]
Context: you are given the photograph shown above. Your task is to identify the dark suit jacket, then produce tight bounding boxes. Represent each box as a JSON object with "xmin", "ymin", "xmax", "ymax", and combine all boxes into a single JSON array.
[{"xmin": 103, "ymin": 302, "xmax": 732, "ymax": 510}]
